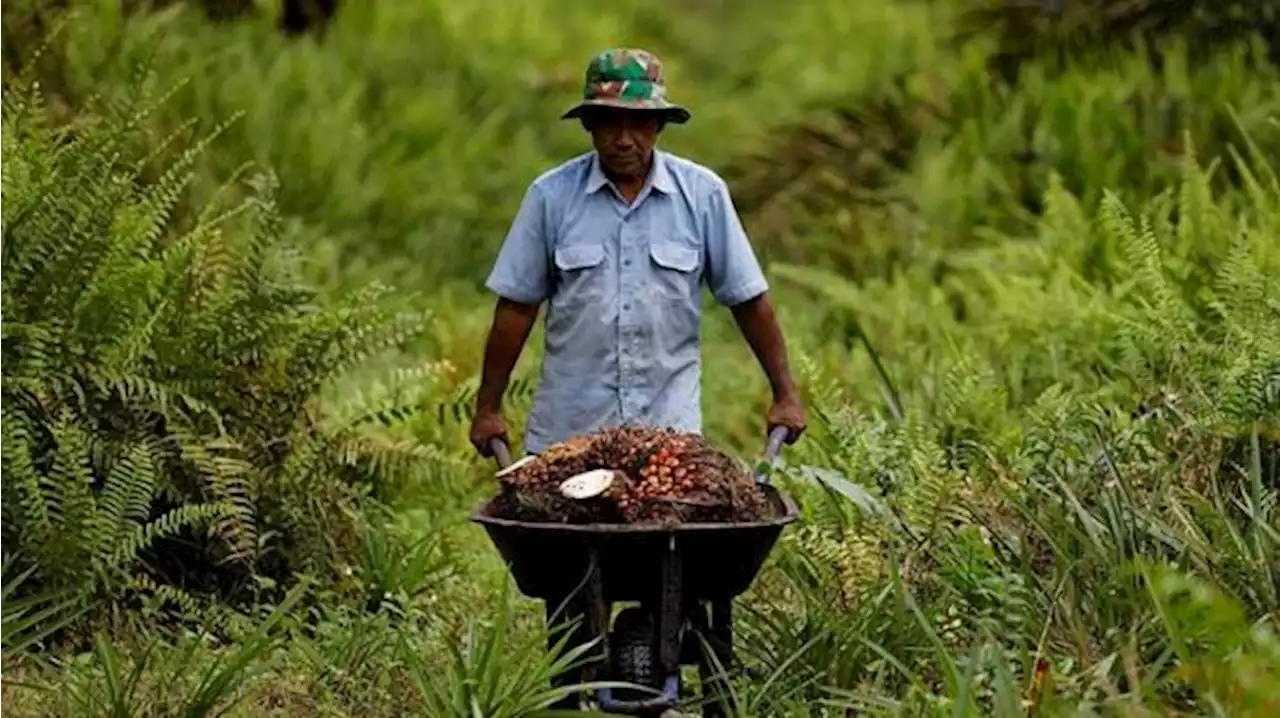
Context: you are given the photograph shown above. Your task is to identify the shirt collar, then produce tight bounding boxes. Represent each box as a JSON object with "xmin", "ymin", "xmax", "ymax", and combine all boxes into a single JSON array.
[{"xmin": 585, "ymin": 149, "xmax": 675, "ymax": 197}]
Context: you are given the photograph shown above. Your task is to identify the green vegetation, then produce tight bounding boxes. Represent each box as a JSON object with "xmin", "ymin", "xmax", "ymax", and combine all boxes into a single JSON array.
[{"xmin": 3, "ymin": 0, "xmax": 1278, "ymax": 715}]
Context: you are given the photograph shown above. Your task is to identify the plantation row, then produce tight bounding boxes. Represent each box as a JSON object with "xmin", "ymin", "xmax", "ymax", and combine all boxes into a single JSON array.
[{"xmin": 2, "ymin": 0, "xmax": 1279, "ymax": 715}]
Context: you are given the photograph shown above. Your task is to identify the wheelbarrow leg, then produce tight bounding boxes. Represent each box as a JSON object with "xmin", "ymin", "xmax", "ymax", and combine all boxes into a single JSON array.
[
  {"xmin": 658, "ymin": 536, "xmax": 683, "ymax": 678},
  {"xmin": 547, "ymin": 547, "xmax": 607, "ymax": 710},
  {"xmin": 698, "ymin": 598, "xmax": 734, "ymax": 718}
]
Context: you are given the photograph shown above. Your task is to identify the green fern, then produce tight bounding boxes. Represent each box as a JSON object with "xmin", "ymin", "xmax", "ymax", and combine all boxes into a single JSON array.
[{"xmin": 1, "ymin": 70, "xmax": 439, "ymax": 631}]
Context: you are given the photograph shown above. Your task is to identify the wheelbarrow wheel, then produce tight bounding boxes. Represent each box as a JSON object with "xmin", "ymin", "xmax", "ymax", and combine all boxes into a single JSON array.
[{"xmin": 609, "ymin": 607, "xmax": 665, "ymax": 703}]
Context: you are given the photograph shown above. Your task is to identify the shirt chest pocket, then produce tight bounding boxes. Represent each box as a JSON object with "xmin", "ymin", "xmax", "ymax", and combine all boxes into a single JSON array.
[
  {"xmin": 552, "ymin": 243, "xmax": 607, "ymax": 307},
  {"xmin": 647, "ymin": 241, "xmax": 701, "ymax": 303}
]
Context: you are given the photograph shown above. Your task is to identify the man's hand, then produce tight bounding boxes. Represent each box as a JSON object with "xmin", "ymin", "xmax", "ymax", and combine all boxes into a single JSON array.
[
  {"xmin": 471, "ymin": 297, "xmax": 540, "ymax": 458},
  {"xmin": 470, "ymin": 409, "xmax": 509, "ymax": 457},
  {"xmin": 767, "ymin": 392, "xmax": 807, "ymax": 444}
]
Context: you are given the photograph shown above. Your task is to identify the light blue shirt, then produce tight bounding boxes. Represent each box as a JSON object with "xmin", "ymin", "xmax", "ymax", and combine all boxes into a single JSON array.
[{"xmin": 485, "ymin": 149, "xmax": 769, "ymax": 455}]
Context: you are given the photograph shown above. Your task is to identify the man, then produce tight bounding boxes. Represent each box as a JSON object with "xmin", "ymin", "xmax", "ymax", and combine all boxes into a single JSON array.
[{"xmin": 468, "ymin": 47, "xmax": 806, "ymax": 707}]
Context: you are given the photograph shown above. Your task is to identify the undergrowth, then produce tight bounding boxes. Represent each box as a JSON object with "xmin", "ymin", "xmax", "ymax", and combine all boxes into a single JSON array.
[{"xmin": 0, "ymin": 70, "xmax": 439, "ymax": 638}]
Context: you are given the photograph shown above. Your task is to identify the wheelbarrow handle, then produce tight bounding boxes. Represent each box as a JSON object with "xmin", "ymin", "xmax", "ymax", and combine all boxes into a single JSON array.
[
  {"xmin": 764, "ymin": 425, "xmax": 789, "ymax": 464},
  {"xmin": 489, "ymin": 438, "xmax": 513, "ymax": 470},
  {"xmin": 755, "ymin": 425, "xmax": 790, "ymax": 485}
]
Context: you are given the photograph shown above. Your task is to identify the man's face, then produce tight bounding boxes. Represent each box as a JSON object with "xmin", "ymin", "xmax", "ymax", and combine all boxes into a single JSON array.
[{"xmin": 584, "ymin": 107, "xmax": 663, "ymax": 179}]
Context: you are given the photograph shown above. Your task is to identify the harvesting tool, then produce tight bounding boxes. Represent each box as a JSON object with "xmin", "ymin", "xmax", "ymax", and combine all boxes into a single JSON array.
[{"xmin": 472, "ymin": 427, "xmax": 799, "ymax": 716}]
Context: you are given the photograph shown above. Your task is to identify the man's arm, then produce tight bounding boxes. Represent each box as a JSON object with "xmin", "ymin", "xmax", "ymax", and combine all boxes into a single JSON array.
[
  {"xmin": 730, "ymin": 293, "xmax": 798, "ymax": 402},
  {"xmin": 475, "ymin": 298, "xmax": 540, "ymax": 417},
  {"xmin": 704, "ymin": 177, "xmax": 807, "ymax": 442},
  {"xmin": 471, "ymin": 183, "xmax": 551, "ymax": 456}
]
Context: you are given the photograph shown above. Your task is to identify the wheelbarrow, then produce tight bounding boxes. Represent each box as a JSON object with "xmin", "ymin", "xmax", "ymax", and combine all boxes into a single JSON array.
[{"xmin": 471, "ymin": 426, "xmax": 800, "ymax": 716}]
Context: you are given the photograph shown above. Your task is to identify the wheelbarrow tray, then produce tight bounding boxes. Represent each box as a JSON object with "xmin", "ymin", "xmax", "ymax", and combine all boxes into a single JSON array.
[{"xmin": 471, "ymin": 485, "xmax": 800, "ymax": 603}]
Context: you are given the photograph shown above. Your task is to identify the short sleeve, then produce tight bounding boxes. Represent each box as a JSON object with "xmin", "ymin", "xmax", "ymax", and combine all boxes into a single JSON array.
[
  {"xmin": 703, "ymin": 177, "xmax": 768, "ymax": 306},
  {"xmin": 485, "ymin": 183, "xmax": 551, "ymax": 304}
]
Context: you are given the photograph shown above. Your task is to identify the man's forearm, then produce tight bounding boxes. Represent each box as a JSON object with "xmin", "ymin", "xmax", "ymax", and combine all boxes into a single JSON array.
[
  {"xmin": 730, "ymin": 293, "xmax": 798, "ymax": 400},
  {"xmin": 476, "ymin": 297, "xmax": 540, "ymax": 413}
]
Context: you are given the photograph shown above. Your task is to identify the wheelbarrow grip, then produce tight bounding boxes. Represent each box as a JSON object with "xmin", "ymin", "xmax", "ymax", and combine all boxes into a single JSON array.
[
  {"xmin": 754, "ymin": 425, "xmax": 790, "ymax": 485},
  {"xmin": 764, "ymin": 425, "xmax": 789, "ymax": 463},
  {"xmin": 489, "ymin": 438, "xmax": 513, "ymax": 469}
]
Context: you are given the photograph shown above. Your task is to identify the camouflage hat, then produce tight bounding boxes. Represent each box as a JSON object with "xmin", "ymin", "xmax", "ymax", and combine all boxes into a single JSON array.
[{"xmin": 561, "ymin": 48, "xmax": 691, "ymax": 124}]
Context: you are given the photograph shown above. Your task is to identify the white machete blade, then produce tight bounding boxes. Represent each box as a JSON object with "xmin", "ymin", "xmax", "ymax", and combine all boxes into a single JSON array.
[
  {"xmin": 495, "ymin": 454, "xmax": 536, "ymax": 478},
  {"xmin": 559, "ymin": 469, "xmax": 616, "ymax": 500}
]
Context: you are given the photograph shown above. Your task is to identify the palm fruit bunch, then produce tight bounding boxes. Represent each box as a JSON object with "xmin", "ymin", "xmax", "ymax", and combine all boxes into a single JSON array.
[{"xmin": 486, "ymin": 426, "xmax": 775, "ymax": 525}]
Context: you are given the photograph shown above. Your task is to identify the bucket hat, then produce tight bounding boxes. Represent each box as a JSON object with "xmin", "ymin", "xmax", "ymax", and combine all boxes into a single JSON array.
[{"xmin": 560, "ymin": 48, "xmax": 691, "ymax": 124}]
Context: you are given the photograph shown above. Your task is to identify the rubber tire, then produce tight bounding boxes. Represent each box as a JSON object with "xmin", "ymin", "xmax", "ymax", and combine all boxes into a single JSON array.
[{"xmin": 609, "ymin": 607, "xmax": 661, "ymax": 703}]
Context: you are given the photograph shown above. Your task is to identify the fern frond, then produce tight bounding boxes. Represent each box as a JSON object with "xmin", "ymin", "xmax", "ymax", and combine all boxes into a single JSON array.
[
  {"xmin": 104, "ymin": 501, "xmax": 237, "ymax": 579},
  {"xmin": 2, "ymin": 409, "xmax": 53, "ymax": 546},
  {"xmin": 44, "ymin": 412, "xmax": 96, "ymax": 541},
  {"xmin": 137, "ymin": 110, "xmax": 243, "ymax": 250},
  {"xmin": 126, "ymin": 573, "xmax": 206, "ymax": 618},
  {"xmin": 171, "ymin": 430, "xmax": 258, "ymax": 563},
  {"xmin": 89, "ymin": 442, "xmax": 159, "ymax": 567},
  {"xmin": 1174, "ymin": 134, "xmax": 1224, "ymax": 257},
  {"xmin": 332, "ymin": 431, "xmax": 459, "ymax": 481},
  {"xmin": 203, "ymin": 436, "xmax": 259, "ymax": 564}
]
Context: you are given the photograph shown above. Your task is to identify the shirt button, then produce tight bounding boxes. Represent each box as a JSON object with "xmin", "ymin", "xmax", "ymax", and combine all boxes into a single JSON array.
[
  {"xmin": 623, "ymin": 303, "xmax": 631, "ymax": 311},
  {"xmin": 623, "ymin": 258, "xmax": 631, "ymax": 267}
]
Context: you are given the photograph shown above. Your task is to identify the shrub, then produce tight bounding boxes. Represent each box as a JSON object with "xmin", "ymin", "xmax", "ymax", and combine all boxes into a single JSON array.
[
  {"xmin": 0, "ymin": 70, "xmax": 435, "ymax": 626},
  {"xmin": 750, "ymin": 145, "xmax": 1280, "ymax": 715}
]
